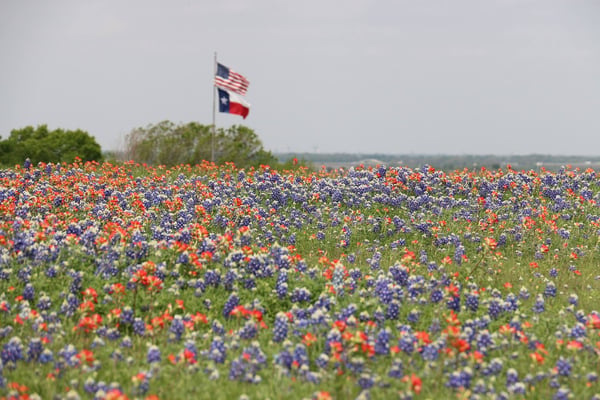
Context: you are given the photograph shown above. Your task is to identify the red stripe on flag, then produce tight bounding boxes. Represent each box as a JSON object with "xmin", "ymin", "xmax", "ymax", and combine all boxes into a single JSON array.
[{"xmin": 214, "ymin": 71, "xmax": 249, "ymax": 95}]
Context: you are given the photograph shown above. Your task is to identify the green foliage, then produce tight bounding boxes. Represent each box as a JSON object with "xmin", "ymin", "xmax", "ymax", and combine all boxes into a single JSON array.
[
  {"xmin": 0, "ymin": 125, "xmax": 103, "ymax": 165},
  {"xmin": 125, "ymin": 121, "xmax": 282, "ymax": 169}
]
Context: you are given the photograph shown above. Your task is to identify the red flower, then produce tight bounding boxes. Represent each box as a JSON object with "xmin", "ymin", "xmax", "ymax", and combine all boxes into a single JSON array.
[
  {"xmin": 415, "ymin": 331, "xmax": 432, "ymax": 345},
  {"xmin": 183, "ymin": 349, "xmax": 197, "ymax": 364},
  {"xmin": 567, "ymin": 340, "xmax": 583, "ymax": 350},
  {"xmin": 402, "ymin": 373, "xmax": 422, "ymax": 395},
  {"xmin": 230, "ymin": 305, "xmax": 250, "ymax": 318},
  {"xmin": 314, "ymin": 391, "xmax": 331, "ymax": 400},
  {"xmin": 445, "ymin": 283, "xmax": 460, "ymax": 297},
  {"xmin": 333, "ymin": 320, "xmax": 347, "ymax": 332},
  {"xmin": 75, "ymin": 314, "xmax": 102, "ymax": 333},
  {"xmin": 82, "ymin": 287, "xmax": 98, "ymax": 303},
  {"xmin": 530, "ymin": 351, "xmax": 545, "ymax": 364},
  {"xmin": 484, "ymin": 237, "xmax": 497, "ymax": 250},
  {"xmin": 77, "ymin": 349, "xmax": 95, "ymax": 365},
  {"xmin": 588, "ymin": 313, "xmax": 600, "ymax": 329},
  {"xmin": 450, "ymin": 338, "xmax": 471, "ymax": 353},
  {"xmin": 191, "ymin": 312, "xmax": 208, "ymax": 325},
  {"xmin": 79, "ymin": 300, "xmax": 96, "ymax": 313},
  {"xmin": 303, "ymin": 332, "xmax": 317, "ymax": 346}
]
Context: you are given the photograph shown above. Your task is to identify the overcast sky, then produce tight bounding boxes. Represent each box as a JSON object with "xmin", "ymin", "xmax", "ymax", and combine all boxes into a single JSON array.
[{"xmin": 2, "ymin": 1, "xmax": 600, "ymax": 155}]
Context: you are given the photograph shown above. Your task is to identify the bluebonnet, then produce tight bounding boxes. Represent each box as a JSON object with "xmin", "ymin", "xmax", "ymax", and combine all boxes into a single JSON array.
[
  {"xmin": 332, "ymin": 263, "xmax": 345, "ymax": 297},
  {"xmin": 358, "ymin": 373, "xmax": 375, "ymax": 389},
  {"xmin": 290, "ymin": 287, "xmax": 311, "ymax": 303},
  {"xmin": 222, "ymin": 293, "xmax": 240, "ymax": 318},
  {"xmin": 26, "ymin": 338, "xmax": 43, "ymax": 361},
  {"xmin": 570, "ymin": 322, "xmax": 586, "ymax": 338},
  {"xmin": 58, "ymin": 344, "xmax": 79, "ymax": 367},
  {"xmin": 212, "ymin": 320, "xmax": 225, "ymax": 335},
  {"xmin": 1, "ymin": 337, "xmax": 24, "ymax": 366},
  {"xmin": 447, "ymin": 367, "xmax": 473, "ymax": 389},
  {"xmin": 84, "ymin": 377, "xmax": 98, "ymax": 394},
  {"xmin": 293, "ymin": 344, "xmax": 309, "ymax": 368},
  {"xmin": 544, "ymin": 281, "xmax": 557, "ymax": 298},
  {"xmin": 338, "ymin": 303, "xmax": 358, "ymax": 320},
  {"xmin": 504, "ymin": 293, "xmax": 519, "ymax": 313},
  {"xmin": 120, "ymin": 306, "xmax": 134, "ymax": 325},
  {"xmin": 519, "ymin": 287, "xmax": 530, "ymax": 300},
  {"xmin": 454, "ymin": 245, "xmax": 465, "ymax": 265},
  {"xmin": 397, "ymin": 331, "xmax": 416, "ymax": 354},
  {"xmin": 169, "ymin": 315, "xmax": 185, "ymax": 341},
  {"xmin": 120, "ymin": 336, "xmax": 132, "ymax": 348},
  {"xmin": 465, "ymin": 292, "xmax": 479, "ymax": 312},
  {"xmin": 273, "ymin": 312, "xmax": 288, "ymax": 343},
  {"xmin": 22, "ymin": 283, "xmax": 35, "ymax": 301},
  {"xmin": 39, "ymin": 348, "xmax": 54, "ymax": 364},
  {"xmin": 555, "ymin": 357, "xmax": 572, "ymax": 377},
  {"xmin": 568, "ymin": 293, "xmax": 578, "ymax": 306},
  {"xmin": 239, "ymin": 320, "xmax": 258, "ymax": 340},
  {"xmin": 420, "ymin": 343, "xmax": 439, "ymax": 361},
  {"xmin": 275, "ymin": 348, "xmax": 294, "ymax": 371},
  {"xmin": 487, "ymin": 298, "xmax": 503, "ymax": 320},
  {"xmin": 315, "ymin": 353, "xmax": 329, "ymax": 369},
  {"xmin": 386, "ymin": 300, "xmax": 400, "ymax": 320},
  {"xmin": 475, "ymin": 330, "xmax": 494, "ymax": 352},
  {"xmin": 37, "ymin": 294, "xmax": 52, "ymax": 311},
  {"xmin": 483, "ymin": 358, "xmax": 503, "ymax": 376},
  {"xmin": 446, "ymin": 295, "xmax": 460, "ymax": 312},
  {"xmin": 407, "ymin": 309, "xmax": 420, "ymax": 324},
  {"xmin": 133, "ymin": 317, "xmax": 146, "ymax": 336},
  {"xmin": 223, "ymin": 269, "xmax": 238, "ymax": 291},
  {"xmin": 204, "ymin": 270, "xmax": 221, "ymax": 288},
  {"xmin": 509, "ymin": 382, "xmax": 527, "ymax": 395},
  {"xmin": 388, "ymin": 359, "xmax": 403, "ymax": 379},
  {"xmin": 553, "ymin": 387, "xmax": 571, "ymax": 400},
  {"xmin": 430, "ymin": 289, "xmax": 443, "ymax": 303},
  {"xmin": 347, "ymin": 356, "xmax": 365, "ymax": 374},
  {"xmin": 324, "ymin": 329, "xmax": 342, "ymax": 354},
  {"xmin": 505, "ymin": 368, "xmax": 519, "ymax": 386},
  {"xmin": 208, "ymin": 337, "xmax": 226, "ymax": 364},
  {"xmin": 276, "ymin": 270, "xmax": 288, "ymax": 299},
  {"xmin": 532, "ymin": 294, "xmax": 545, "ymax": 313},
  {"xmin": 375, "ymin": 328, "xmax": 391, "ymax": 355},
  {"xmin": 147, "ymin": 345, "xmax": 161, "ymax": 363}
]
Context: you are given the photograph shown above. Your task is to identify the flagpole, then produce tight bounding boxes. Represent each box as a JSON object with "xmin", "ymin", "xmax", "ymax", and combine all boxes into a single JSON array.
[{"xmin": 211, "ymin": 51, "xmax": 217, "ymax": 163}]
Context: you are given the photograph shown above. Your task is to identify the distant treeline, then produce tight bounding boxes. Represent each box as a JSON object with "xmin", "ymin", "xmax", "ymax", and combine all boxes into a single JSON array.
[{"xmin": 276, "ymin": 153, "xmax": 600, "ymax": 172}]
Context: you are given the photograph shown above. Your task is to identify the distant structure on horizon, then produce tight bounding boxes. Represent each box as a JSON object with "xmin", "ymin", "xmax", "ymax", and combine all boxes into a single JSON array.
[{"xmin": 274, "ymin": 153, "xmax": 600, "ymax": 172}]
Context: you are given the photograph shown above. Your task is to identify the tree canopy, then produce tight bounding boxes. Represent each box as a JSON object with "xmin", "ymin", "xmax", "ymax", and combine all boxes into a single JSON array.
[
  {"xmin": 0, "ymin": 125, "xmax": 103, "ymax": 165},
  {"xmin": 124, "ymin": 121, "xmax": 279, "ymax": 168}
]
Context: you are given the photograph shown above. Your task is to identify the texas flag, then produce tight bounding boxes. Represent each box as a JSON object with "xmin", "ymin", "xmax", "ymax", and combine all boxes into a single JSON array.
[{"xmin": 217, "ymin": 87, "xmax": 250, "ymax": 119}]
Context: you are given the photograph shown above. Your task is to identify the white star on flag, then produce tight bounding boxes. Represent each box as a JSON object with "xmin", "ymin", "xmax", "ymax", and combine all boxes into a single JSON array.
[{"xmin": 220, "ymin": 96, "xmax": 228, "ymax": 105}]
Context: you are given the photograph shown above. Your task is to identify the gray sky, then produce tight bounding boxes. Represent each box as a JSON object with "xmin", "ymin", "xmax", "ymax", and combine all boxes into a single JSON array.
[{"xmin": 2, "ymin": 1, "xmax": 600, "ymax": 155}]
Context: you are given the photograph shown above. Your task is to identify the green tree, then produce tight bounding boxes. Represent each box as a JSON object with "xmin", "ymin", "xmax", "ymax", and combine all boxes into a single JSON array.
[
  {"xmin": 218, "ymin": 125, "xmax": 279, "ymax": 168},
  {"xmin": 0, "ymin": 125, "xmax": 103, "ymax": 165},
  {"xmin": 125, "ymin": 121, "xmax": 279, "ymax": 168}
]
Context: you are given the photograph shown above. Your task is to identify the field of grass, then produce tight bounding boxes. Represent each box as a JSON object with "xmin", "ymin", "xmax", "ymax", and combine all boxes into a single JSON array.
[{"xmin": 1, "ymin": 159, "xmax": 600, "ymax": 399}]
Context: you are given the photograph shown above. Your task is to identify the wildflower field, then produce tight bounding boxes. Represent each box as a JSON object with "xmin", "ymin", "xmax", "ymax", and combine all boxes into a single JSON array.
[{"xmin": 2, "ymin": 160, "xmax": 600, "ymax": 400}]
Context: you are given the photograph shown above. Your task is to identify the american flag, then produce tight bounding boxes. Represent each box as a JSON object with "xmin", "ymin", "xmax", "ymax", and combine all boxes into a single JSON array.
[{"xmin": 214, "ymin": 63, "xmax": 250, "ymax": 96}]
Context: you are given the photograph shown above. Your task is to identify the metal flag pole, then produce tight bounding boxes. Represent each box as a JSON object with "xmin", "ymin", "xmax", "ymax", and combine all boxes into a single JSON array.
[{"xmin": 211, "ymin": 51, "xmax": 217, "ymax": 163}]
